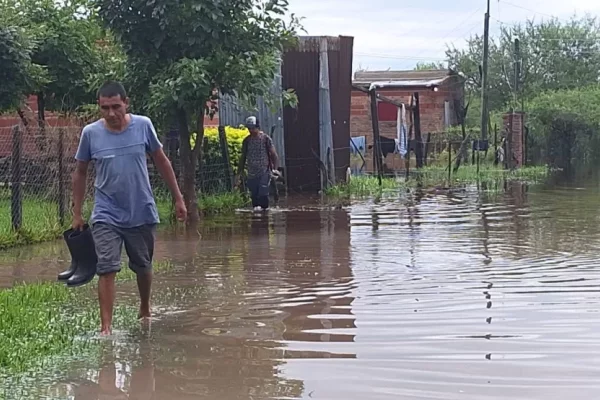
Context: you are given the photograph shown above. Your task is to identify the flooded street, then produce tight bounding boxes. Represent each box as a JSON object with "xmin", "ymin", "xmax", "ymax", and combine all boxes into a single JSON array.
[{"xmin": 3, "ymin": 181, "xmax": 600, "ymax": 399}]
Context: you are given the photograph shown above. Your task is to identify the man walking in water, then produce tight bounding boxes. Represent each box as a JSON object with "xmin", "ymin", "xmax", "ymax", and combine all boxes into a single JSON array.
[
  {"xmin": 72, "ymin": 81, "xmax": 187, "ymax": 335},
  {"xmin": 237, "ymin": 116, "xmax": 279, "ymax": 211}
]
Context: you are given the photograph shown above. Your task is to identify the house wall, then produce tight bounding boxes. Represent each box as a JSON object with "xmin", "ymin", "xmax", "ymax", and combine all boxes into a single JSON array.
[
  {"xmin": 349, "ymin": 78, "xmax": 463, "ymax": 172},
  {"xmin": 350, "ymin": 79, "xmax": 463, "ymax": 146}
]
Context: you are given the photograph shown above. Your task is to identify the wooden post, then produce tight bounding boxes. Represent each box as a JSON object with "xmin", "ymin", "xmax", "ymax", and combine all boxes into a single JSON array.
[
  {"xmin": 405, "ymin": 141, "xmax": 410, "ymax": 180},
  {"xmin": 447, "ymin": 140, "xmax": 452, "ymax": 186},
  {"xmin": 11, "ymin": 126, "xmax": 22, "ymax": 231},
  {"xmin": 494, "ymin": 123, "xmax": 498, "ymax": 153},
  {"xmin": 369, "ymin": 88, "xmax": 383, "ymax": 186},
  {"xmin": 218, "ymin": 125, "xmax": 234, "ymax": 191},
  {"xmin": 57, "ymin": 128, "xmax": 66, "ymax": 226},
  {"xmin": 413, "ymin": 93, "xmax": 424, "ymax": 168},
  {"xmin": 424, "ymin": 132, "xmax": 431, "ymax": 166}
]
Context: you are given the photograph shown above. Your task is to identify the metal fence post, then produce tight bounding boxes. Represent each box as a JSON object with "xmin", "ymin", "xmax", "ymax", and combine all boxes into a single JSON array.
[
  {"xmin": 11, "ymin": 126, "xmax": 22, "ymax": 231},
  {"xmin": 58, "ymin": 128, "xmax": 66, "ymax": 226},
  {"xmin": 218, "ymin": 125, "xmax": 234, "ymax": 191}
]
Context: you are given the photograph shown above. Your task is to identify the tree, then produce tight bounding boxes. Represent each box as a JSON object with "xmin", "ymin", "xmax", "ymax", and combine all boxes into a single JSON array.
[
  {"xmin": 1, "ymin": 0, "xmax": 117, "ymax": 137},
  {"xmin": 0, "ymin": 27, "xmax": 33, "ymax": 113},
  {"xmin": 414, "ymin": 61, "xmax": 446, "ymax": 70},
  {"xmin": 446, "ymin": 16, "xmax": 600, "ymax": 118},
  {"xmin": 97, "ymin": 0, "xmax": 300, "ymax": 222}
]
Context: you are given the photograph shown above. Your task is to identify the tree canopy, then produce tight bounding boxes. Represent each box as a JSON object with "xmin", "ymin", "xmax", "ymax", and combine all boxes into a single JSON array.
[
  {"xmin": 446, "ymin": 16, "xmax": 600, "ymax": 117},
  {"xmin": 96, "ymin": 0, "xmax": 301, "ymax": 221},
  {"xmin": 0, "ymin": 0, "xmax": 123, "ymax": 118},
  {"xmin": 0, "ymin": 27, "xmax": 32, "ymax": 112}
]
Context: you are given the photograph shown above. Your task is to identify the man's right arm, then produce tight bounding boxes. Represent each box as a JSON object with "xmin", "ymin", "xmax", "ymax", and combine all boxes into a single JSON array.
[
  {"xmin": 72, "ymin": 161, "xmax": 88, "ymax": 224},
  {"xmin": 72, "ymin": 128, "xmax": 91, "ymax": 229}
]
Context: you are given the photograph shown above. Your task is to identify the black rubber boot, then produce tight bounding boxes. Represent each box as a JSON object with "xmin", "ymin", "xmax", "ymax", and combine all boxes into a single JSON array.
[
  {"xmin": 66, "ymin": 225, "xmax": 98, "ymax": 287},
  {"xmin": 58, "ymin": 228, "xmax": 78, "ymax": 281}
]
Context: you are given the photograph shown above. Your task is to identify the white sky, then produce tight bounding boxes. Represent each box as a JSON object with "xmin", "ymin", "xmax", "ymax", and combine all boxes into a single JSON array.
[{"xmin": 287, "ymin": 0, "xmax": 600, "ymax": 71}]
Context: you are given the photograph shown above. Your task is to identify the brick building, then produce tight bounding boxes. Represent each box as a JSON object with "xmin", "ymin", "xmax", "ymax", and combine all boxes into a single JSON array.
[{"xmin": 350, "ymin": 69, "xmax": 465, "ymax": 164}]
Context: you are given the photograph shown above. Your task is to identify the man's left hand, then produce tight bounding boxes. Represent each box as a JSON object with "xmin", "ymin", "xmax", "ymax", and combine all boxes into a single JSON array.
[{"xmin": 175, "ymin": 198, "xmax": 188, "ymax": 222}]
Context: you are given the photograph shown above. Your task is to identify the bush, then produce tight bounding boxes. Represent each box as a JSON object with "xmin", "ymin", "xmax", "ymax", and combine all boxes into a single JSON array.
[
  {"xmin": 202, "ymin": 125, "xmax": 248, "ymax": 172},
  {"xmin": 527, "ymin": 85, "xmax": 600, "ymax": 167},
  {"xmin": 189, "ymin": 126, "xmax": 248, "ymax": 194}
]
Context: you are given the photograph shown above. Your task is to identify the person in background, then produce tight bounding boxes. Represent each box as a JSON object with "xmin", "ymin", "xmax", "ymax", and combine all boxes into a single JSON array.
[
  {"xmin": 236, "ymin": 116, "xmax": 279, "ymax": 211},
  {"xmin": 72, "ymin": 81, "xmax": 187, "ymax": 335}
]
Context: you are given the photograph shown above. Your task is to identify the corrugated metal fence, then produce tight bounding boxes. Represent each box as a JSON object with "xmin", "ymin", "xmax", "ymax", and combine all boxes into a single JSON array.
[{"xmin": 218, "ymin": 64, "xmax": 286, "ymax": 172}]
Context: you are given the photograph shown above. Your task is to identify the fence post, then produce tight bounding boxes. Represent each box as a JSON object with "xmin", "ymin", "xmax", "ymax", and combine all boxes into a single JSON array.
[
  {"xmin": 369, "ymin": 88, "xmax": 383, "ymax": 186},
  {"xmin": 11, "ymin": 126, "xmax": 22, "ymax": 231},
  {"xmin": 447, "ymin": 140, "xmax": 452, "ymax": 186},
  {"xmin": 218, "ymin": 125, "xmax": 234, "ymax": 191},
  {"xmin": 413, "ymin": 92, "xmax": 424, "ymax": 168},
  {"xmin": 424, "ymin": 132, "xmax": 431, "ymax": 166},
  {"xmin": 57, "ymin": 128, "xmax": 66, "ymax": 226}
]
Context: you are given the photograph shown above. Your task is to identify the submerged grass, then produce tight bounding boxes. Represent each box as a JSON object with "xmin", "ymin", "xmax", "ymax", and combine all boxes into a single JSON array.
[
  {"xmin": 0, "ymin": 260, "xmax": 173, "ymax": 376},
  {"xmin": 327, "ymin": 165, "xmax": 550, "ymax": 198},
  {"xmin": 0, "ymin": 283, "xmax": 137, "ymax": 376}
]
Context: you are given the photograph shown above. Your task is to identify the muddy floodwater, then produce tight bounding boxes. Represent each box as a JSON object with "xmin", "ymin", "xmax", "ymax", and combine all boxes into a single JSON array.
[{"xmin": 3, "ymin": 181, "xmax": 600, "ymax": 399}]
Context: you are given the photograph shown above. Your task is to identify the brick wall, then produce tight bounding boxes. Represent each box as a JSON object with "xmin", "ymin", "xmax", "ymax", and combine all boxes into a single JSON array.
[
  {"xmin": 350, "ymin": 79, "xmax": 463, "ymax": 172},
  {"xmin": 351, "ymin": 81, "xmax": 462, "ymax": 146},
  {"xmin": 503, "ymin": 112, "xmax": 525, "ymax": 168},
  {"xmin": 0, "ymin": 95, "xmax": 220, "ymax": 158}
]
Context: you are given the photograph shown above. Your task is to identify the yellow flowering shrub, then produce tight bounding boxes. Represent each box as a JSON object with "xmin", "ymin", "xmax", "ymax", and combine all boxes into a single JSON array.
[{"xmin": 190, "ymin": 125, "xmax": 249, "ymax": 172}]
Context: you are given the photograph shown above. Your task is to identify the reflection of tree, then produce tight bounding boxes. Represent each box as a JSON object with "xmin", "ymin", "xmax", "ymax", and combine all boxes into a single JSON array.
[{"xmin": 279, "ymin": 210, "xmax": 356, "ymax": 355}]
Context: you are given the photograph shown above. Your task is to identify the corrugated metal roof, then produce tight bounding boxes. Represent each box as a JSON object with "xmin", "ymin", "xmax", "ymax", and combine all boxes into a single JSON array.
[{"xmin": 353, "ymin": 69, "xmax": 460, "ymax": 88}]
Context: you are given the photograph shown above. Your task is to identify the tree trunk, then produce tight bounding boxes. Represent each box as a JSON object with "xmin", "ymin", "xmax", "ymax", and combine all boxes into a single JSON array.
[
  {"xmin": 17, "ymin": 108, "xmax": 29, "ymax": 129},
  {"xmin": 36, "ymin": 92, "xmax": 47, "ymax": 151},
  {"xmin": 177, "ymin": 108, "xmax": 200, "ymax": 224}
]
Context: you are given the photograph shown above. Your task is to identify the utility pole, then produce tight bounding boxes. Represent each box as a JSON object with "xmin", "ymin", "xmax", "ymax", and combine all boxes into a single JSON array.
[
  {"xmin": 513, "ymin": 38, "xmax": 521, "ymax": 108},
  {"xmin": 480, "ymin": 0, "xmax": 491, "ymax": 141}
]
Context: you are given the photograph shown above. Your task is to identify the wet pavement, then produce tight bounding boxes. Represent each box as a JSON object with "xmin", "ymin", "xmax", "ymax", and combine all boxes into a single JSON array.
[{"xmin": 3, "ymin": 181, "xmax": 600, "ymax": 399}]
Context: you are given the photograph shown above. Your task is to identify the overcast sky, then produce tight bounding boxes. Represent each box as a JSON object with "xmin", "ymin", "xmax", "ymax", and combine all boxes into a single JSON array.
[{"xmin": 287, "ymin": 0, "xmax": 600, "ymax": 71}]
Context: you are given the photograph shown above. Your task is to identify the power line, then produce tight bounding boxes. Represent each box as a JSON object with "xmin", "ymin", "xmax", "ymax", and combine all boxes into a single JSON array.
[{"xmin": 499, "ymin": 0, "xmax": 568, "ymax": 21}]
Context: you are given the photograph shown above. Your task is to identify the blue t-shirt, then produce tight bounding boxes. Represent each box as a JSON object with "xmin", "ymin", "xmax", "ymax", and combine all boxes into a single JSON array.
[{"xmin": 75, "ymin": 114, "xmax": 162, "ymax": 228}]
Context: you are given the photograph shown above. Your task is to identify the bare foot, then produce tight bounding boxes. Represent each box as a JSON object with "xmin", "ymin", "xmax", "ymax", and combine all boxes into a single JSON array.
[
  {"xmin": 100, "ymin": 327, "xmax": 112, "ymax": 336},
  {"xmin": 138, "ymin": 309, "xmax": 151, "ymax": 320}
]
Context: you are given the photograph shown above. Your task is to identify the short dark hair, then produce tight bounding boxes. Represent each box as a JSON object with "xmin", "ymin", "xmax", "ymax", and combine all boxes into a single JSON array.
[{"xmin": 97, "ymin": 81, "xmax": 127, "ymax": 100}]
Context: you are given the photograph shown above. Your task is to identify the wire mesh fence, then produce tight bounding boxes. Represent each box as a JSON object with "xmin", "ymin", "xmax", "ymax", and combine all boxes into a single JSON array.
[
  {"xmin": 0, "ymin": 124, "xmax": 242, "ymax": 242},
  {"xmin": 349, "ymin": 131, "xmax": 506, "ymax": 177}
]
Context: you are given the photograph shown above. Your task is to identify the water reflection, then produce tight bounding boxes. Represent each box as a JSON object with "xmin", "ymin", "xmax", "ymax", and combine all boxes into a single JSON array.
[
  {"xmin": 27, "ymin": 209, "xmax": 354, "ymax": 399},
  {"xmin": 8, "ymin": 180, "xmax": 600, "ymax": 399}
]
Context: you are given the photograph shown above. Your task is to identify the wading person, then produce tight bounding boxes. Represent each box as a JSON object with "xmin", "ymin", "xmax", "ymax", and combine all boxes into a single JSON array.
[
  {"xmin": 236, "ymin": 116, "xmax": 279, "ymax": 211},
  {"xmin": 72, "ymin": 81, "xmax": 187, "ymax": 335}
]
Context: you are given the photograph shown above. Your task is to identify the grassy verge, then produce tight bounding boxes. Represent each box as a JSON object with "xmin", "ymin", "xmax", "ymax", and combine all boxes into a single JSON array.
[
  {"xmin": 197, "ymin": 191, "xmax": 249, "ymax": 216},
  {"xmin": 0, "ymin": 191, "xmax": 248, "ymax": 250},
  {"xmin": 327, "ymin": 165, "xmax": 550, "ymax": 198},
  {"xmin": 0, "ymin": 260, "xmax": 174, "ymax": 376}
]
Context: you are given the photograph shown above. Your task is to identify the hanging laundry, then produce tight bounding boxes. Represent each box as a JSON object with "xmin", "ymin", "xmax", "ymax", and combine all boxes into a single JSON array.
[
  {"xmin": 395, "ymin": 104, "xmax": 408, "ymax": 158},
  {"xmin": 350, "ymin": 136, "xmax": 366, "ymax": 156}
]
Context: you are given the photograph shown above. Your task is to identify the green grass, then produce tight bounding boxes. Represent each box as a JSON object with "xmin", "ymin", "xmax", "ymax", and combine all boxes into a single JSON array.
[
  {"xmin": 0, "ymin": 283, "xmax": 137, "ymax": 376},
  {"xmin": 0, "ymin": 199, "xmax": 65, "ymax": 250},
  {"xmin": 326, "ymin": 175, "xmax": 404, "ymax": 197},
  {"xmin": 0, "ymin": 260, "xmax": 173, "ymax": 377},
  {"xmin": 328, "ymin": 165, "xmax": 550, "ymax": 198},
  {"xmin": 198, "ymin": 191, "xmax": 249, "ymax": 216},
  {"xmin": 0, "ymin": 192, "xmax": 247, "ymax": 250}
]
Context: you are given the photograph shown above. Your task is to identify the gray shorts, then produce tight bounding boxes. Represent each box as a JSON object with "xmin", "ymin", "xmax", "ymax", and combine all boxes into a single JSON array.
[{"xmin": 92, "ymin": 222, "xmax": 156, "ymax": 276}]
